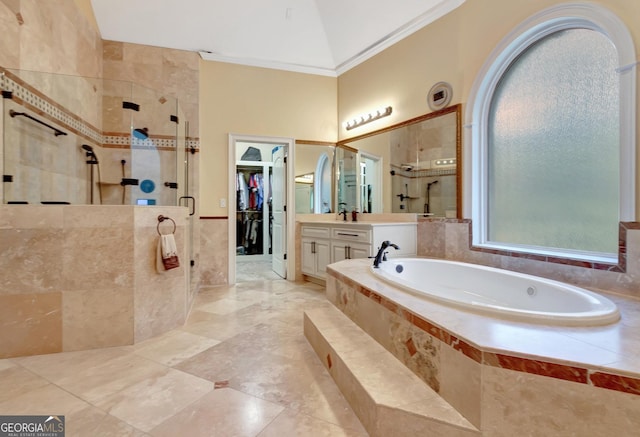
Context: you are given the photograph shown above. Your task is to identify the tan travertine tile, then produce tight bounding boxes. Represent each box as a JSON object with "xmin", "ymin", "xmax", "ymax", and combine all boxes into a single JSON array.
[
  {"xmin": 133, "ymin": 330, "xmax": 220, "ymax": 367},
  {"xmin": 0, "ymin": 383, "xmax": 91, "ymax": 416},
  {"xmin": 94, "ymin": 368, "xmax": 213, "ymax": 432},
  {"xmin": 149, "ymin": 388, "xmax": 283, "ymax": 437},
  {"xmin": 63, "ymin": 287, "xmax": 134, "ymax": 351},
  {"xmin": 0, "ymin": 292, "xmax": 62, "ymax": 358},
  {"xmin": 4, "ymin": 275, "xmax": 364, "ymax": 437},
  {"xmin": 67, "ymin": 405, "xmax": 147, "ymax": 437},
  {"xmin": 0, "ymin": 364, "xmax": 50, "ymax": 403},
  {"xmin": 257, "ymin": 408, "xmax": 368, "ymax": 437}
]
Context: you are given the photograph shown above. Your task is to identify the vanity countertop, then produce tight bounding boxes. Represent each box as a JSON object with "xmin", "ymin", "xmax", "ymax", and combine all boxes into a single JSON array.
[
  {"xmin": 297, "ymin": 213, "xmax": 417, "ymax": 226},
  {"xmin": 298, "ymin": 220, "xmax": 416, "ymax": 226}
]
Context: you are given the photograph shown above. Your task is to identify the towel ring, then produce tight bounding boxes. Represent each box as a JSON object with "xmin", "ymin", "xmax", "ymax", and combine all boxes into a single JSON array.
[{"xmin": 157, "ymin": 215, "xmax": 176, "ymax": 235}]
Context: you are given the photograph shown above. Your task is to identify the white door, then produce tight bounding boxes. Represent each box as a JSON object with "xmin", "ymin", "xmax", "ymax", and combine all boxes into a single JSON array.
[{"xmin": 271, "ymin": 146, "xmax": 287, "ymax": 278}]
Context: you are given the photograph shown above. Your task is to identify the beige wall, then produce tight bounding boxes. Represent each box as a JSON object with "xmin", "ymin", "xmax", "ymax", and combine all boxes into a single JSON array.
[
  {"xmin": 199, "ymin": 61, "xmax": 337, "ymax": 216},
  {"xmin": 338, "ymin": 0, "xmax": 640, "ymax": 219},
  {"xmin": 295, "ymin": 144, "xmax": 334, "ymax": 178}
]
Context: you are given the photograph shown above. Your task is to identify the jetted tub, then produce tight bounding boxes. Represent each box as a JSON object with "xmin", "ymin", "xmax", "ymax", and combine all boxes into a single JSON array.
[{"xmin": 370, "ymin": 258, "xmax": 620, "ymax": 326}]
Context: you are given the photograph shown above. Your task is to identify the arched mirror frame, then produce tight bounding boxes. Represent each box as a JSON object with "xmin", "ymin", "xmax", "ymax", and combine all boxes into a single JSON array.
[{"xmin": 336, "ymin": 104, "xmax": 462, "ymax": 218}]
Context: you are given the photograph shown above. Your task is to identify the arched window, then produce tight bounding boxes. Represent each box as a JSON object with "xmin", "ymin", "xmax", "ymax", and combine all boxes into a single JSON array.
[{"xmin": 465, "ymin": 3, "xmax": 636, "ymax": 263}]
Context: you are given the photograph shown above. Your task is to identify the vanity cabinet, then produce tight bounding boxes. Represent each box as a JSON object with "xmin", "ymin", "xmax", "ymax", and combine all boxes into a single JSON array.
[
  {"xmin": 300, "ymin": 222, "xmax": 417, "ymax": 280},
  {"xmin": 301, "ymin": 225, "xmax": 331, "ymax": 279},
  {"xmin": 330, "ymin": 226, "xmax": 372, "ymax": 262}
]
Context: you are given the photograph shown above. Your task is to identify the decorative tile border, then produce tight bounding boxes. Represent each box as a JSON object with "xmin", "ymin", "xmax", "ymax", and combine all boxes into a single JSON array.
[
  {"xmin": 103, "ymin": 133, "xmax": 201, "ymax": 152},
  {"xmin": 389, "ymin": 165, "xmax": 456, "ymax": 179},
  {"xmin": 1, "ymin": 68, "xmax": 103, "ymax": 144},
  {"xmin": 418, "ymin": 217, "xmax": 639, "ymax": 274},
  {"xmin": 327, "ymin": 267, "xmax": 640, "ymax": 397},
  {"xmin": 1, "ymin": 68, "xmax": 200, "ymax": 151}
]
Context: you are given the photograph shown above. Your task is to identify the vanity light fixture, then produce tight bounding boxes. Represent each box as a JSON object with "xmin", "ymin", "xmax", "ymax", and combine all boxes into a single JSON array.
[
  {"xmin": 343, "ymin": 106, "xmax": 392, "ymax": 131},
  {"xmin": 434, "ymin": 158, "xmax": 456, "ymax": 166}
]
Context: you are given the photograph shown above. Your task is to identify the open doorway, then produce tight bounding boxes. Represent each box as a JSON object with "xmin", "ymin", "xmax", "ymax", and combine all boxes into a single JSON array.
[
  {"xmin": 359, "ymin": 151, "xmax": 382, "ymax": 213},
  {"xmin": 228, "ymin": 134, "xmax": 295, "ymax": 284}
]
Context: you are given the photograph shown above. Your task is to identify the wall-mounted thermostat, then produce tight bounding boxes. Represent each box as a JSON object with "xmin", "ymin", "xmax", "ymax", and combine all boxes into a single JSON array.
[{"xmin": 427, "ymin": 81, "xmax": 453, "ymax": 111}]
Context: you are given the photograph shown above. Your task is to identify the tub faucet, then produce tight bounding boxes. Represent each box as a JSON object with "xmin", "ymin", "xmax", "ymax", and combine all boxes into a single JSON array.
[{"xmin": 373, "ymin": 241, "xmax": 399, "ymax": 268}]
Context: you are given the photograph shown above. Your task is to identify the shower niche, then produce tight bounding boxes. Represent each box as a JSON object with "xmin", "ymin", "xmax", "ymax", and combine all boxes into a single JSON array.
[{"xmin": 0, "ymin": 68, "xmax": 195, "ymax": 208}]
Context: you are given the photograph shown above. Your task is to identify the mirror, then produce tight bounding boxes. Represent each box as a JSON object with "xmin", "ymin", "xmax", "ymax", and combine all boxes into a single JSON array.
[
  {"xmin": 294, "ymin": 143, "xmax": 335, "ymax": 213},
  {"xmin": 337, "ymin": 104, "xmax": 461, "ymax": 218}
]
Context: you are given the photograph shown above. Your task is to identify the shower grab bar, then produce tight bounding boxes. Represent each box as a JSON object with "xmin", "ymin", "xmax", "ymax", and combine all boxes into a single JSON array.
[{"xmin": 9, "ymin": 109, "xmax": 67, "ymax": 136}]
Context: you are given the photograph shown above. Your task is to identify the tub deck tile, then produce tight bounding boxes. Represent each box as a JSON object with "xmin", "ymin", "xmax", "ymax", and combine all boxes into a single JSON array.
[{"xmin": 326, "ymin": 260, "xmax": 640, "ymax": 397}]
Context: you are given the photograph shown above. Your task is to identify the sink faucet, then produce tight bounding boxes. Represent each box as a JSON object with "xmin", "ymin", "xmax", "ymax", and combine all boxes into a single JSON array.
[
  {"xmin": 338, "ymin": 202, "xmax": 348, "ymax": 221},
  {"xmin": 373, "ymin": 240, "xmax": 399, "ymax": 268}
]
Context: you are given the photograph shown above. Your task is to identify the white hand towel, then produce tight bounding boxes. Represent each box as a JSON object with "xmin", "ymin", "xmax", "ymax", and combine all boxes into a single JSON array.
[{"xmin": 157, "ymin": 233, "xmax": 180, "ymax": 272}]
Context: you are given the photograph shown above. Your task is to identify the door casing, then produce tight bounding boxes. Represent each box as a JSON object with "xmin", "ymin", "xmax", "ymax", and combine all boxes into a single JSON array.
[{"xmin": 228, "ymin": 133, "xmax": 296, "ymax": 284}]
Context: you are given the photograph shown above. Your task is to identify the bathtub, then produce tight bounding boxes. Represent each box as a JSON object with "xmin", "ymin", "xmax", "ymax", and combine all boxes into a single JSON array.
[{"xmin": 370, "ymin": 258, "xmax": 620, "ymax": 326}]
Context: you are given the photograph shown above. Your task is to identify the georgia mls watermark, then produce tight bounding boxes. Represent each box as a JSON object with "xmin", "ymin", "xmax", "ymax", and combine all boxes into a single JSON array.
[{"xmin": 0, "ymin": 416, "xmax": 65, "ymax": 437}]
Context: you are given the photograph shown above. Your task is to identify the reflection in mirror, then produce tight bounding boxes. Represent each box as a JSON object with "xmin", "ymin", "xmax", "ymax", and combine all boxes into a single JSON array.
[
  {"xmin": 295, "ymin": 173, "xmax": 314, "ymax": 213},
  {"xmin": 335, "ymin": 145, "xmax": 358, "ymax": 214},
  {"xmin": 359, "ymin": 151, "xmax": 382, "ymax": 213},
  {"xmin": 338, "ymin": 104, "xmax": 461, "ymax": 218},
  {"xmin": 294, "ymin": 143, "xmax": 334, "ymax": 213}
]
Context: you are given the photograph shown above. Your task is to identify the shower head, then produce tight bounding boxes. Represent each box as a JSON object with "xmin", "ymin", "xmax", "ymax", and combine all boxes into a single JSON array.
[
  {"xmin": 81, "ymin": 144, "xmax": 98, "ymax": 164},
  {"xmin": 428, "ymin": 180, "xmax": 438, "ymax": 188},
  {"xmin": 133, "ymin": 127, "xmax": 149, "ymax": 140}
]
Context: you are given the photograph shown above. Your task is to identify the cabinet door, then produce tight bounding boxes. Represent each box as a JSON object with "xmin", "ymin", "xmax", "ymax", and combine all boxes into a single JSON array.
[
  {"xmin": 301, "ymin": 239, "xmax": 316, "ymax": 276},
  {"xmin": 314, "ymin": 240, "xmax": 331, "ymax": 278},
  {"xmin": 331, "ymin": 242, "xmax": 349, "ymax": 263},
  {"xmin": 332, "ymin": 241, "xmax": 371, "ymax": 261},
  {"xmin": 348, "ymin": 242, "xmax": 372, "ymax": 260}
]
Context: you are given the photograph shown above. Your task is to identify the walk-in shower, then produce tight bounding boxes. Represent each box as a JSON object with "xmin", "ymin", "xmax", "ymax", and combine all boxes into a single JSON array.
[{"xmin": 1, "ymin": 68, "xmax": 193, "ymax": 208}]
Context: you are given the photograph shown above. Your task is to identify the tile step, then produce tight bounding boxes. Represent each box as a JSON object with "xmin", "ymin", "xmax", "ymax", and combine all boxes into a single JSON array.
[{"xmin": 304, "ymin": 306, "xmax": 480, "ymax": 437}]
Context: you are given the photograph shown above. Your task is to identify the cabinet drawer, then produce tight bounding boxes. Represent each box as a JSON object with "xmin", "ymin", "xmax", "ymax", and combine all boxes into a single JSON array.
[
  {"xmin": 301, "ymin": 226, "xmax": 330, "ymax": 239},
  {"xmin": 332, "ymin": 227, "xmax": 371, "ymax": 243}
]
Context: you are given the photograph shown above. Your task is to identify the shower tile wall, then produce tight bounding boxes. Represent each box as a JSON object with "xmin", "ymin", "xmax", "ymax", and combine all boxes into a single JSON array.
[
  {"xmin": 199, "ymin": 218, "xmax": 229, "ymax": 286},
  {"xmin": 0, "ymin": 205, "xmax": 189, "ymax": 358},
  {"xmin": 102, "ymin": 40, "xmax": 200, "ymax": 140},
  {"xmin": 0, "ymin": 0, "xmax": 103, "ymax": 78},
  {"xmin": 1, "ymin": 0, "xmax": 206, "ymax": 288}
]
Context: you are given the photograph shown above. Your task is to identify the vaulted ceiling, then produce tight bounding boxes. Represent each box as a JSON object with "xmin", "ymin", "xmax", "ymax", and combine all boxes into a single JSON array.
[{"xmin": 90, "ymin": 0, "xmax": 465, "ymax": 76}]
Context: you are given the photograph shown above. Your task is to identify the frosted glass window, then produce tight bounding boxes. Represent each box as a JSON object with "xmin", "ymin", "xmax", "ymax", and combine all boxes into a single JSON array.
[{"xmin": 487, "ymin": 29, "xmax": 619, "ymax": 254}]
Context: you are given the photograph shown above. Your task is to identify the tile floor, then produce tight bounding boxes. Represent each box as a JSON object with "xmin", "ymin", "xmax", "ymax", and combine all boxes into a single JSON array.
[
  {"xmin": 0, "ymin": 278, "xmax": 368, "ymax": 436},
  {"xmin": 236, "ymin": 259, "xmax": 283, "ymax": 282}
]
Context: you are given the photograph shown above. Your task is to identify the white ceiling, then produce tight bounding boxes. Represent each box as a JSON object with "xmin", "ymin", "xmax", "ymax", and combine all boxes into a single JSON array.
[{"xmin": 90, "ymin": 0, "xmax": 465, "ymax": 77}]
